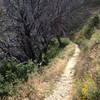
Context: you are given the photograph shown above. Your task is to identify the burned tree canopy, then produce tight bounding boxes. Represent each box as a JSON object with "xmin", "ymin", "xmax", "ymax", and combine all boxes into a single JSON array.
[{"xmin": 0, "ymin": 0, "xmax": 86, "ymax": 63}]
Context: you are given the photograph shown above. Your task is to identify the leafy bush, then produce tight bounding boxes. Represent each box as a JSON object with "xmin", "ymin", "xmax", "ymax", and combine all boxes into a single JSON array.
[
  {"xmin": 45, "ymin": 38, "xmax": 70, "ymax": 62},
  {"xmin": 0, "ymin": 59, "xmax": 35, "ymax": 96}
]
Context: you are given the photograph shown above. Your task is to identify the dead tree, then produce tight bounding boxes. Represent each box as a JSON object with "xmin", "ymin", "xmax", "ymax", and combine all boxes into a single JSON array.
[{"xmin": 0, "ymin": 0, "xmax": 86, "ymax": 63}]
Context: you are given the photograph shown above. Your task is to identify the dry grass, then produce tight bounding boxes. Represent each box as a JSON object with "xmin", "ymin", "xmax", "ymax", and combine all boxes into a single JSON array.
[
  {"xmin": 73, "ymin": 43, "xmax": 100, "ymax": 100},
  {"xmin": 8, "ymin": 43, "xmax": 75, "ymax": 100},
  {"xmin": 74, "ymin": 43, "xmax": 100, "ymax": 78}
]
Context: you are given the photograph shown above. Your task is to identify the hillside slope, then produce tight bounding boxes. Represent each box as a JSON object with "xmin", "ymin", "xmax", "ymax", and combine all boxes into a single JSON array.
[{"xmin": 73, "ymin": 14, "xmax": 100, "ymax": 100}]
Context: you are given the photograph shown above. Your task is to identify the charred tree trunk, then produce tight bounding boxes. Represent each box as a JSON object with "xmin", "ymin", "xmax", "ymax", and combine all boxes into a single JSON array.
[
  {"xmin": 25, "ymin": 38, "xmax": 35, "ymax": 61},
  {"xmin": 57, "ymin": 36, "xmax": 62, "ymax": 47}
]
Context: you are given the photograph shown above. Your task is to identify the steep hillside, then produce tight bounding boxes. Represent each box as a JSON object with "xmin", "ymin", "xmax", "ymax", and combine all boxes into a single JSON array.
[{"xmin": 73, "ymin": 14, "xmax": 100, "ymax": 100}]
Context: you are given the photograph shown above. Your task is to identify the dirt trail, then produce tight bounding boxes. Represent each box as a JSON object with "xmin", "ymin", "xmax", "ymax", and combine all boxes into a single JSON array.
[{"xmin": 44, "ymin": 44, "xmax": 80, "ymax": 100}]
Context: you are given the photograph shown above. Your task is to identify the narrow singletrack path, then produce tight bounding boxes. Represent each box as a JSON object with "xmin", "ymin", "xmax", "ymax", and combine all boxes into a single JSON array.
[{"xmin": 44, "ymin": 44, "xmax": 80, "ymax": 100}]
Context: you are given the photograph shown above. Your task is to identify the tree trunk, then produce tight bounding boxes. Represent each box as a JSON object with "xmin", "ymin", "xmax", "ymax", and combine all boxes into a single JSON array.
[
  {"xmin": 57, "ymin": 36, "xmax": 62, "ymax": 47},
  {"xmin": 25, "ymin": 37, "xmax": 35, "ymax": 61}
]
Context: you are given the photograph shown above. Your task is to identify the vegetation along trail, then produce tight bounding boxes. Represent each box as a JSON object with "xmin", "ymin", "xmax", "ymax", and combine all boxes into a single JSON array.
[{"xmin": 44, "ymin": 44, "xmax": 80, "ymax": 100}]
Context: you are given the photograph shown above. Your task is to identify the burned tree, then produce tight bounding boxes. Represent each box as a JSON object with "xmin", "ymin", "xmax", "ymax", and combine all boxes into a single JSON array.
[
  {"xmin": 2, "ymin": 0, "xmax": 42, "ymax": 61},
  {"xmin": 0, "ymin": 0, "xmax": 86, "ymax": 63}
]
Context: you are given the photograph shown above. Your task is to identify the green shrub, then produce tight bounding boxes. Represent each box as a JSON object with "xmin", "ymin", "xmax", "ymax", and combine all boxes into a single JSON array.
[
  {"xmin": 0, "ymin": 59, "xmax": 35, "ymax": 96},
  {"xmin": 45, "ymin": 38, "xmax": 70, "ymax": 62}
]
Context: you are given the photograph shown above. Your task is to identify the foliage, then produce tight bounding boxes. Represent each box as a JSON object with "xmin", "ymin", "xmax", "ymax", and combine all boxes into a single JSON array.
[
  {"xmin": 0, "ymin": 38, "xmax": 69, "ymax": 97},
  {"xmin": 0, "ymin": 58, "xmax": 35, "ymax": 96},
  {"xmin": 73, "ymin": 77, "xmax": 98, "ymax": 100},
  {"xmin": 45, "ymin": 38, "xmax": 70, "ymax": 62}
]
